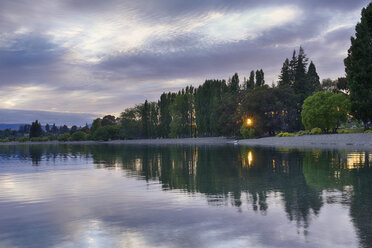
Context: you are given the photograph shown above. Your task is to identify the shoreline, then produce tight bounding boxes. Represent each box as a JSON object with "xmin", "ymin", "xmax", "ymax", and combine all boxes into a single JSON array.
[
  {"xmin": 1, "ymin": 134, "xmax": 372, "ymax": 150},
  {"xmin": 238, "ymin": 133, "xmax": 372, "ymax": 150},
  {"xmin": 0, "ymin": 137, "xmax": 233, "ymax": 146}
]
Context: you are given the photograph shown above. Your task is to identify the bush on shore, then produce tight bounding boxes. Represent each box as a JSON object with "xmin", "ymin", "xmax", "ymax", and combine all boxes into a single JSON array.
[
  {"xmin": 240, "ymin": 125, "xmax": 255, "ymax": 139},
  {"xmin": 70, "ymin": 131, "xmax": 88, "ymax": 141},
  {"xmin": 58, "ymin": 133, "xmax": 71, "ymax": 142},
  {"xmin": 276, "ymin": 132, "xmax": 295, "ymax": 137}
]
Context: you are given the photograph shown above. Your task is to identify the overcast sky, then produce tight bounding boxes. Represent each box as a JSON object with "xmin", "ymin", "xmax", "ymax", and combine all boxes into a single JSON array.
[{"xmin": 0, "ymin": 0, "xmax": 369, "ymax": 124}]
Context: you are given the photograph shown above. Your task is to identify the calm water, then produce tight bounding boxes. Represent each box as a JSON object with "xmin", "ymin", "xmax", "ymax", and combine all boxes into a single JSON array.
[{"xmin": 0, "ymin": 145, "xmax": 371, "ymax": 248}]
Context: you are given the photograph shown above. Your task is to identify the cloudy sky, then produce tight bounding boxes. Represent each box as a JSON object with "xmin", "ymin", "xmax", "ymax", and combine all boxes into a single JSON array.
[{"xmin": 0, "ymin": 0, "xmax": 369, "ymax": 125}]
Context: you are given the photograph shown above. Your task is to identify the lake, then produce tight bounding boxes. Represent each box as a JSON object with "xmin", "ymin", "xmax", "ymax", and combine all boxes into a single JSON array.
[{"xmin": 0, "ymin": 144, "xmax": 371, "ymax": 248}]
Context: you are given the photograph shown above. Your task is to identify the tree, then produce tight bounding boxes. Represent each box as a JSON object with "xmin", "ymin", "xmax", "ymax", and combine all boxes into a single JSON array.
[
  {"xmin": 255, "ymin": 69, "xmax": 265, "ymax": 87},
  {"xmin": 159, "ymin": 92, "xmax": 176, "ymax": 138},
  {"xmin": 90, "ymin": 118, "xmax": 102, "ymax": 134},
  {"xmin": 321, "ymin": 78, "xmax": 338, "ymax": 92},
  {"xmin": 45, "ymin": 124, "xmax": 50, "ymax": 133},
  {"xmin": 51, "ymin": 123, "xmax": 58, "ymax": 135},
  {"xmin": 288, "ymin": 50, "xmax": 298, "ymax": 85},
  {"xmin": 344, "ymin": 2, "xmax": 372, "ymax": 127},
  {"xmin": 29, "ymin": 120, "xmax": 43, "ymax": 138},
  {"xmin": 70, "ymin": 125, "xmax": 78, "ymax": 134},
  {"xmin": 301, "ymin": 92, "xmax": 350, "ymax": 133},
  {"xmin": 91, "ymin": 125, "xmax": 120, "ymax": 141},
  {"xmin": 70, "ymin": 131, "xmax": 87, "ymax": 141},
  {"xmin": 229, "ymin": 73, "xmax": 240, "ymax": 93},
  {"xmin": 278, "ymin": 59, "xmax": 291, "ymax": 87},
  {"xmin": 120, "ymin": 106, "xmax": 142, "ymax": 139},
  {"xmin": 81, "ymin": 123, "xmax": 90, "ymax": 133},
  {"xmin": 59, "ymin": 125, "xmax": 69, "ymax": 134},
  {"xmin": 169, "ymin": 92, "xmax": 194, "ymax": 138},
  {"xmin": 141, "ymin": 100, "xmax": 150, "ymax": 138},
  {"xmin": 336, "ymin": 77, "xmax": 349, "ymax": 94},
  {"xmin": 195, "ymin": 79, "xmax": 226, "ymax": 136},
  {"xmin": 101, "ymin": 115, "xmax": 116, "ymax": 126},
  {"xmin": 247, "ymin": 70, "xmax": 255, "ymax": 90},
  {"xmin": 293, "ymin": 46, "xmax": 310, "ymax": 103},
  {"xmin": 307, "ymin": 61, "xmax": 321, "ymax": 92}
]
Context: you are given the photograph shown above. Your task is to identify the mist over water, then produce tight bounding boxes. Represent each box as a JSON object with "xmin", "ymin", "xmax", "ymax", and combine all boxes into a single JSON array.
[{"xmin": 0, "ymin": 144, "xmax": 371, "ymax": 248}]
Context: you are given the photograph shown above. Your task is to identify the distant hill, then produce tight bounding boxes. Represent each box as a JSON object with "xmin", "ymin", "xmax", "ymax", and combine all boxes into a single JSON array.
[{"xmin": 0, "ymin": 124, "xmax": 26, "ymax": 130}]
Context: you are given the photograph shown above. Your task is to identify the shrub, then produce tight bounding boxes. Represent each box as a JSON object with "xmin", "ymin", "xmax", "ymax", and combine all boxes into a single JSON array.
[
  {"xmin": 365, "ymin": 130, "xmax": 372, "ymax": 133},
  {"xmin": 310, "ymin": 128, "xmax": 322, "ymax": 135},
  {"xmin": 276, "ymin": 132, "xmax": 295, "ymax": 137},
  {"xmin": 302, "ymin": 91, "xmax": 350, "ymax": 133},
  {"xmin": 240, "ymin": 125, "xmax": 255, "ymax": 139},
  {"xmin": 70, "ymin": 131, "xmax": 87, "ymax": 141},
  {"xmin": 58, "ymin": 133, "xmax": 71, "ymax": 142},
  {"xmin": 0, "ymin": 138, "xmax": 9, "ymax": 142},
  {"xmin": 338, "ymin": 129, "xmax": 353, "ymax": 134},
  {"xmin": 91, "ymin": 125, "xmax": 120, "ymax": 141},
  {"xmin": 296, "ymin": 130, "xmax": 308, "ymax": 136}
]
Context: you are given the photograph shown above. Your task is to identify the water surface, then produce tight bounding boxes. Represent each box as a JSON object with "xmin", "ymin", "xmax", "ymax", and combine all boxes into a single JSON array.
[{"xmin": 0, "ymin": 144, "xmax": 371, "ymax": 248}]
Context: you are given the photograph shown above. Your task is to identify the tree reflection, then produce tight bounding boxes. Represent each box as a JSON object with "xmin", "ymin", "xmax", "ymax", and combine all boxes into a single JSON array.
[{"xmin": 1, "ymin": 144, "xmax": 371, "ymax": 247}]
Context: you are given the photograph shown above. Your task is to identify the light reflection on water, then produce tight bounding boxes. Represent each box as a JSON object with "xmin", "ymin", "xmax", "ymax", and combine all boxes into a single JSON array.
[{"xmin": 0, "ymin": 144, "xmax": 371, "ymax": 248}]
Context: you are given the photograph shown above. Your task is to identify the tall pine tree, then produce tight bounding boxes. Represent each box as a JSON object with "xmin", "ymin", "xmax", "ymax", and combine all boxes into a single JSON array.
[
  {"xmin": 307, "ymin": 61, "xmax": 321, "ymax": 93},
  {"xmin": 344, "ymin": 2, "xmax": 372, "ymax": 127},
  {"xmin": 278, "ymin": 58, "xmax": 291, "ymax": 87}
]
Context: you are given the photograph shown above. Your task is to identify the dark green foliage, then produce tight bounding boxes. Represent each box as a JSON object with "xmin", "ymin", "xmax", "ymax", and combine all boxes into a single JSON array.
[
  {"xmin": 240, "ymin": 125, "xmax": 255, "ymax": 139},
  {"xmin": 293, "ymin": 47, "xmax": 310, "ymax": 103},
  {"xmin": 81, "ymin": 124, "xmax": 90, "ymax": 133},
  {"xmin": 158, "ymin": 92, "xmax": 176, "ymax": 137},
  {"xmin": 169, "ymin": 92, "xmax": 194, "ymax": 138},
  {"xmin": 217, "ymin": 91, "xmax": 241, "ymax": 136},
  {"xmin": 91, "ymin": 125, "xmax": 120, "ymax": 141},
  {"xmin": 120, "ymin": 106, "xmax": 142, "ymax": 139},
  {"xmin": 302, "ymin": 92, "xmax": 350, "ymax": 133},
  {"xmin": 278, "ymin": 59, "xmax": 291, "ymax": 87},
  {"xmin": 101, "ymin": 115, "xmax": 116, "ymax": 126},
  {"xmin": 240, "ymin": 86, "xmax": 295, "ymax": 136},
  {"xmin": 344, "ymin": 2, "xmax": 372, "ymax": 126},
  {"xmin": 90, "ymin": 115, "xmax": 120, "ymax": 140},
  {"xmin": 216, "ymin": 75, "xmax": 242, "ymax": 136},
  {"xmin": 29, "ymin": 120, "xmax": 43, "ymax": 138},
  {"xmin": 70, "ymin": 131, "xmax": 87, "ymax": 141},
  {"xmin": 247, "ymin": 70, "xmax": 255, "ymax": 90},
  {"xmin": 90, "ymin": 118, "xmax": 102, "ymax": 134},
  {"xmin": 51, "ymin": 123, "xmax": 58, "ymax": 135},
  {"xmin": 70, "ymin": 125, "xmax": 78, "ymax": 134},
  {"xmin": 228, "ymin": 73, "xmax": 240, "ymax": 93},
  {"xmin": 58, "ymin": 133, "xmax": 70, "ymax": 142},
  {"xmin": 139, "ymin": 100, "xmax": 159, "ymax": 138},
  {"xmin": 336, "ymin": 77, "xmax": 348, "ymax": 94},
  {"xmin": 142, "ymin": 100, "xmax": 150, "ymax": 138},
  {"xmin": 195, "ymin": 79, "xmax": 226, "ymax": 136},
  {"xmin": 307, "ymin": 61, "xmax": 321, "ymax": 92},
  {"xmin": 255, "ymin": 70, "xmax": 265, "ymax": 87},
  {"xmin": 277, "ymin": 47, "xmax": 321, "ymax": 131},
  {"xmin": 59, "ymin": 125, "xmax": 69, "ymax": 134}
]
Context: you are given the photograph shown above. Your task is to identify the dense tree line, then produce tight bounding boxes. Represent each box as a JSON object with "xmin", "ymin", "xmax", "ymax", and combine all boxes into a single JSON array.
[{"xmin": 85, "ymin": 47, "xmax": 323, "ymax": 140}]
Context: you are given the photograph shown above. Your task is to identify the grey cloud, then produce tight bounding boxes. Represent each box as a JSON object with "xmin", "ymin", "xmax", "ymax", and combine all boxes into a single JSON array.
[
  {"xmin": 0, "ymin": 0, "xmax": 369, "ymax": 122},
  {"xmin": 0, "ymin": 34, "xmax": 62, "ymax": 67}
]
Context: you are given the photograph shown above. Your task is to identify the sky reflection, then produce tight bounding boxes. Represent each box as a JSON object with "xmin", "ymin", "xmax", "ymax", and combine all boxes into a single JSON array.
[{"xmin": 0, "ymin": 145, "xmax": 370, "ymax": 248}]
